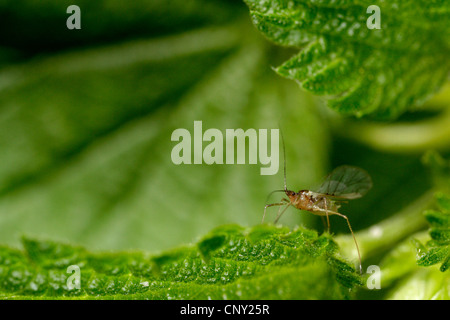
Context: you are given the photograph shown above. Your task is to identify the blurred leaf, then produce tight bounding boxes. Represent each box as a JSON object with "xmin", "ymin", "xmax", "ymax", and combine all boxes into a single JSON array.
[
  {"xmin": 353, "ymin": 230, "xmax": 449, "ymax": 300},
  {"xmin": 0, "ymin": 225, "xmax": 362, "ymax": 299},
  {"xmin": 386, "ymin": 267, "xmax": 449, "ymax": 300},
  {"xmin": 377, "ymin": 236, "xmax": 425, "ymax": 288},
  {"xmin": 422, "ymin": 150, "xmax": 450, "ymax": 191},
  {"xmin": 0, "ymin": 0, "xmax": 242, "ymax": 55},
  {"xmin": 244, "ymin": 0, "xmax": 450, "ymax": 119},
  {"xmin": 0, "ymin": 5, "xmax": 328, "ymax": 252}
]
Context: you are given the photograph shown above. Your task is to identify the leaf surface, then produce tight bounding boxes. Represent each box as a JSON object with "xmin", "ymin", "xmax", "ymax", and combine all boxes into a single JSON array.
[
  {"xmin": 0, "ymin": 225, "xmax": 361, "ymax": 299},
  {"xmin": 244, "ymin": 0, "xmax": 450, "ymax": 119}
]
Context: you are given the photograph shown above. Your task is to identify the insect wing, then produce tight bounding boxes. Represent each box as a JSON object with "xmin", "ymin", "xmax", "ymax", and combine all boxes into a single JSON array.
[{"xmin": 315, "ymin": 166, "xmax": 372, "ymax": 199}]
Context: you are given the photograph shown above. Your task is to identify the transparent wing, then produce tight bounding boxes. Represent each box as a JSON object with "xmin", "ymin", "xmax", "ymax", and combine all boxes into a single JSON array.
[{"xmin": 315, "ymin": 166, "xmax": 372, "ymax": 199}]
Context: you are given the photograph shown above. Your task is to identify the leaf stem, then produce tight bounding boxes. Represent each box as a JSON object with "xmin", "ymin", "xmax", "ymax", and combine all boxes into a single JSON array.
[
  {"xmin": 330, "ymin": 82, "xmax": 450, "ymax": 153},
  {"xmin": 336, "ymin": 190, "xmax": 436, "ymax": 263}
]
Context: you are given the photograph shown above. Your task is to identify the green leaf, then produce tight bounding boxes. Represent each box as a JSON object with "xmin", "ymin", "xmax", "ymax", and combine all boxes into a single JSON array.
[
  {"xmin": 416, "ymin": 193, "xmax": 450, "ymax": 272},
  {"xmin": 0, "ymin": 225, "xmax": 362, "ymax": 299},
  {"xmin": 244, "ymin": 0, "xmax": 450, "ymax": 119}
]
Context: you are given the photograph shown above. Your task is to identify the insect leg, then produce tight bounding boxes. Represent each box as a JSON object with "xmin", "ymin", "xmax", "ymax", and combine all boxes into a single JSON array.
[
  {"xmin": 263, "ymin": 200, "xmax": 287, "ymax": 224},
  {"xmin": 316, "ymin": 208, "xmax": 362, "ymax": 274},
  {"xmin": 312, "ymin": 197, "xmax": 330, "ymax": 233},
  {"xmin": 334, "ymin": 211, "xmax": 362, "ymax": 274},
  {"xmin": 274, "ymin": 203, "xmax": 291, "ymax": 224},
  {"xmin": 324, "ymin": 199, "xmax": 330, "ymax": 233}
]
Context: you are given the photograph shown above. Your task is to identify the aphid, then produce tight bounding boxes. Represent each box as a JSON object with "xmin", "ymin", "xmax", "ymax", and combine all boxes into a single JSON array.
[{"xmin": 263, "ymin": 130, "xmax": 372, "ymax": 274}]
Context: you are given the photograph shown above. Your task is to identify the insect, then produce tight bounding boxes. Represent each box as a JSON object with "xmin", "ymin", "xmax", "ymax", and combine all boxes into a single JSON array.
[{"xmin": 263, "ymin": 131, "xmax": 372, "ymax": 274}]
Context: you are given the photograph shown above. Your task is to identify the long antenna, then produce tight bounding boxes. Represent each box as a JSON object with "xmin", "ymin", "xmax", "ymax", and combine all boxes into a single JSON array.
[
  {"xmin": 279, "ymin": 126, "xmax": 287, "ymax": 192},
  {"xmin": 265, "ymin": 189, "xmax": 286, "ymax": 203}
]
